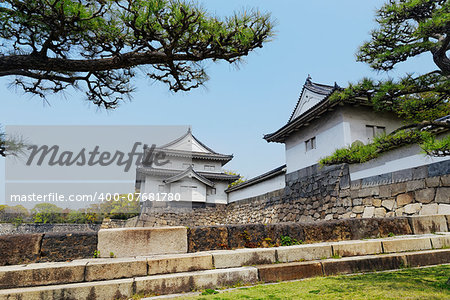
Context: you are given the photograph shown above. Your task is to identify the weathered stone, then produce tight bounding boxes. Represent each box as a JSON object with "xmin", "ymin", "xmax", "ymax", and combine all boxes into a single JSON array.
[
  {"xmin": 404, "ymin": 203, "xmax": 422, "ymax": 214},
  {"xmin": 374, "ymin": 207, "xmax": 386, "ymax": 218},
  {"xmin": 419, "ymin": 204, "xmax": 438, "ymax": 215},
  {"xmin": 302, "ymin": 220, "xmax": 353, "ymax": 242},
  {"xmin": 409, "ymin": 215, "xmax": 448, "ymax": 234},
  {"xmin": 0, "ymin": 234, "xmax": 42, "ymax": 266},
  {"xmin": 257, "ymin": 261, "xmax": 323, "ymax": 282},
  {"xmin": 379, "ymin": 185, "xmax": 391, "ymax": 198},
  {"xmin": 391, "ymin": 183, "xmax": 406, "ymax": 196},
  {"xmin": 397, "ymin": 193, "xmax": 414, "ymax": 207},
  {"xmin": 321, "ymin": 254, "xmax": 407, "ymax": 275},
  {"xmin": 331, "ymin": 240, "xmax": 382, "ymax": 257},
  {"xmin": 227, "ymin": 224, "xmax": 267, "ymax": 249},
  {"xmin": 0, "ymin": 261, "xmax": 86, "ymax": 289},
  {"xmin": 85, "ymin": 257, "xmax": 147, "ymax": 281},
  {"xmin": 352, "ymin": 206, "xmax": 364, "ymax": 214},
  {"xmin": 430, "ymin": 234, "xmax": 450, "ymax": 249},
  {"xmin": 135, "ymin": 267, "xmax": 258, "ymax": 296},
  {"xmin": 386, "ymin": 212, "xmax": 395, "ymax": 217},
  {"xmin": 435, "ymin": 187, "xmax": 450, "ymax": 204},
  {"xmin": 211, "ymin": 248, "xmax": 276, "ymax": 268},
  {"xmin": 358, "ymin": 187, "xmax": 379, "ymax": 198},
  {"xmin": 406, "ymin": 180, "xmax": 425, "ymax": 192},
  {"xmin": 97, "ymin": 227, "xmax": 187, "ymax": 258},
  {"xmin": 415, "ymin": 188, "xmax": 435, "ymax": 204},
  {"xmin": 40, "ymin": 232, "xmax": 97, "ymax": 262},
  {"xmin": 382, "ymin": 236, "xmax": 432, "ymax": 253},
  {"xmin": 438, "ymin": 204, "xmax": 450, "ymax": 215},
  {"xmin": 441, "ymin": 175, "xmax": 450, "ymax": 186},
  {"xmin": 352, "ymin": 198, "xmax": 362, "ymax": 206},
  {"xmin": 362, "ymin": 207, "xmax": 375, "ymax": 218},
  {"xmin": 425, "ymin": 177, "xmax": 441, "ymax": 188},
  {"xmin": 395, "ymin": 208, "xmax": 404, "ymax": 217},
  {"xmin": 147, "ymin": 252, "xmax": 213, "ymax": 275},
  {"xmin": 382, "ymin": 200, "xmax": 395, "ymax": 211},
  {"xmin": 0, "ymin": 278, "xmax": 134, "ymax": 300},
  {"xmin": 404, "ymin": 249, "xmax": 450, "ymax": 267},
  {"xmin": 187, "ymin": 226, "xmax": 228, "ymax": 252},
  {"xmin": 276, "ymin": 243, "xmax": 332, "ymax": 263},
  {"xmin": 372, "ymin": 199, "xmax": 382, "ymax": 207}
]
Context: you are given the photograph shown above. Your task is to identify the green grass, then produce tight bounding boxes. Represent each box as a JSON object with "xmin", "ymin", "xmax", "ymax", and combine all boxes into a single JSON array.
[{"xmin": 185, "ymin": 265, "xmax": 450, "ymax": 299}]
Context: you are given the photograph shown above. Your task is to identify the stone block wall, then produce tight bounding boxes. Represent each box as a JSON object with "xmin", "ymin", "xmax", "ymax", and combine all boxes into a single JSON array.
[
  {"xmin": 135, "ymin": 160, "xmax": 450, "ymax": 227},
  {"xmin": 0, "ymin": 231, "xmax": 97, "ymax": 266}
]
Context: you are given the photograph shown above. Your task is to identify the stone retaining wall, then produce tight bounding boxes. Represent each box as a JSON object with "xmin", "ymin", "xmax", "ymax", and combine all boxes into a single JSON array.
[
  {"xmin": 0, "ymin": 231, "xmax": 97, "ymax": 266},
  {"xmin": 136, "ymin": 161, "xmax": 450, "ymax": 227},
  {"xmin": 0, "ymin": 223, "xmax": 101, "ymax": 235},
  {"xmin": 1, "ymin": 215, "xmax": 448, "ymax": 265}
]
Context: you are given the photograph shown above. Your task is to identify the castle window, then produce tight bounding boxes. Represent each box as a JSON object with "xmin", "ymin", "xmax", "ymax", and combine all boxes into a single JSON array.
[
  {"xmin": 366, "ymin": 125, "xmax": 386, "ymax": 139},
  {"xmin": 305, "ymin": 137, "xmax": 316, "ymax": 151}
]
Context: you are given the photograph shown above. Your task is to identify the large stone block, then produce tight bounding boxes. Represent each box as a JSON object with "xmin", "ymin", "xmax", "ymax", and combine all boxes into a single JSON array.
[
  {"xmin": 438, "ymin": 204, "xmax": 450, "ymax": 215},
  {"xmin": 147, "ymin": 252, "xmax": 213, "ymax": 275},
  {"xmin": 331, "ymin": 240, "xmax": 382, "ymax": 257},
  {"xmin": 397, "ymin": 193, "xmax": 414, "ymax": 207},
  {"xmin": 408, "ymin": 215, "xmax": 448, "ymax": 234},
  {"xmin": 404, "ymin": 249, "xmax": 450, "ymax": 267},
  {"xmin": 419, "ymin": 204, "xmax": 439, "ymax": 215},
  {"xmin": 265, "ymin": 223, "xmax": 299, "ymax": 246},
  {"xmin": 97, "ymin": 227, "xmax": 187, "ymax": 258},
  {"xmin": 227, "ymin": 224, "xmax": 267, "ymax": 249},
  {"xmin": 0, "ymin": 234, "xmax": 42, "ymax": 266},
  {"xmin": 429, "ymin": 234, "xmax": 450, "ymax": 249},
  {"xmin": 40, "ymin": 232, "xmax": 97, "ymax": 262},
  {"xmin": 322, "ymin": 254, "xmax": 407, "ymax": 275},
  {"xmin": 302, "ymin": 219, "xmax": 352, "ymax": 242},
  {"xmin": 276, "ymin": 243, "xmax": 332, "ymax": 263},
  {"xmin": 0, "ymin": 261, "xmax": 86, "ymax": 289},
  {"xmin": 257, "ymin": 261, "xmax": 323, "ymax": 282},
  {"xmin": 414, "ymin": 188, "xmax": 435, "ymax": 204},
  {"xmin": 381, "ymin": 236, "xmax": 432, "ymax": 253},
  {"xmin": 85, "ymin": 257, "xmax": 147, "ymax": 281},
  {"xmin": 435, "ymin": 187, "xmax": 450, "ymax": 204},
  {"xmin": 187, "ymin": 226, "xmax": 228, "ymax": 252},
  {"xmin": 0, "ymin": 278, "xmax": 134, "ymax": 300},
  {"xmin": 211, "ymin": 248, "xmax": 276, "ymax": 269},
  {"xmin": 134, "ymin": 267, "xmax": 258, "ymax": 296}
]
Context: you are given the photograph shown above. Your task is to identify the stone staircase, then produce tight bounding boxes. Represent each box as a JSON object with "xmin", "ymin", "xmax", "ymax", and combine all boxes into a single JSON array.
[{"xmin": 0, "ymin": 233, "xmax": 449, "ymax": 299}]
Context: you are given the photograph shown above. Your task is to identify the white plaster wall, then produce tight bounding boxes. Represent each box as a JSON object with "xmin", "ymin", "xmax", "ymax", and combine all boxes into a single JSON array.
[
  {"xmin": 350, "ymin": 133, "xmax": 450, "ymax": 180},
  {"xmin": 205, "ymin": 181, "xmax": 229, "ymax": 204},
  {"xmin": 285, "ymin": 109, "xmax": 346, "ymax": 173},
  {"xmin": 228, "ymin": 173, "xmax": 285, "ymax": 203},
  {"xmin": 341, "ymin": 106, "xmax": 402, "ymax": 144},
  {"xmin": 284, "ymin": 106, "xmax": 406, "ymax": 173}
]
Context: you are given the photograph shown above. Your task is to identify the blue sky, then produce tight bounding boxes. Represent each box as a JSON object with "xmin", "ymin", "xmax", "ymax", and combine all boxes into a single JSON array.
[{"xmin": 0, "ymin": 0, "xmax": 436, "ymax": 198}]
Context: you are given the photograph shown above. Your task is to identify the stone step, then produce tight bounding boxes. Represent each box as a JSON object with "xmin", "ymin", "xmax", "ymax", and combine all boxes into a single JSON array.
[
  {"xmin": 1, "ymin": 249, "xmax": 449, "ymax": 300},
  {"xmin": 257, "ymin": 248, "xmax": 450, "ymax": 282},
  {"xmin": 0, "ymin": 233, "xmax": 449, "ymax": 290},
  {"xmin": 0, "ymin": 267, "xmax": 258, "ymax": 300}
]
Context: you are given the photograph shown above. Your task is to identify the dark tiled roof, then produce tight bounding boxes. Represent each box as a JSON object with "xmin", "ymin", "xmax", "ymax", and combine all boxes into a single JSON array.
[
  {"xmin": 164, "ymin": 166, "xmax": 215, "ymax": 187},
  {"xmin": 264, "ymin": 77, "xmax": 370, "ymax": 143},
  {"xmin": 153, "ymin": 148, "xmax": 233, "ymax": 162},
  {"xmin": 287, "ymin": 77, "xmax": 338, "ymax": 123},
  {"xmin": 137, "ymin": 166, "xmax": 240, "ymax": 183},
  {"xmin": 225, "ymin": 165, "xmax": 286, "ymax": 192}
]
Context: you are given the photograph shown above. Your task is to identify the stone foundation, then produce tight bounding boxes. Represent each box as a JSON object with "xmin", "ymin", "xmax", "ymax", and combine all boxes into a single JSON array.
[{"xmin": 135, "ymin": 161, "xmax": 450, "ymax": 227}]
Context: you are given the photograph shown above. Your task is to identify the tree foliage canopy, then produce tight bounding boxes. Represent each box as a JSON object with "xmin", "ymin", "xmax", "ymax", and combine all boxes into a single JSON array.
[
  {"xmin": 324, "ymin": 0, "xmax": 450, "ymax": 164},
  {"xmin": 0, "ymin": 0, "xmax": 274, "ymax": 108}
]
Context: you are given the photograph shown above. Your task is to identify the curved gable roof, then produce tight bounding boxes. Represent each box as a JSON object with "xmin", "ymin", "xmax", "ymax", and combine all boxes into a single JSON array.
[{"xmin": 163, "ymin": 166, "xmax": 215, "ymax": 187}]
